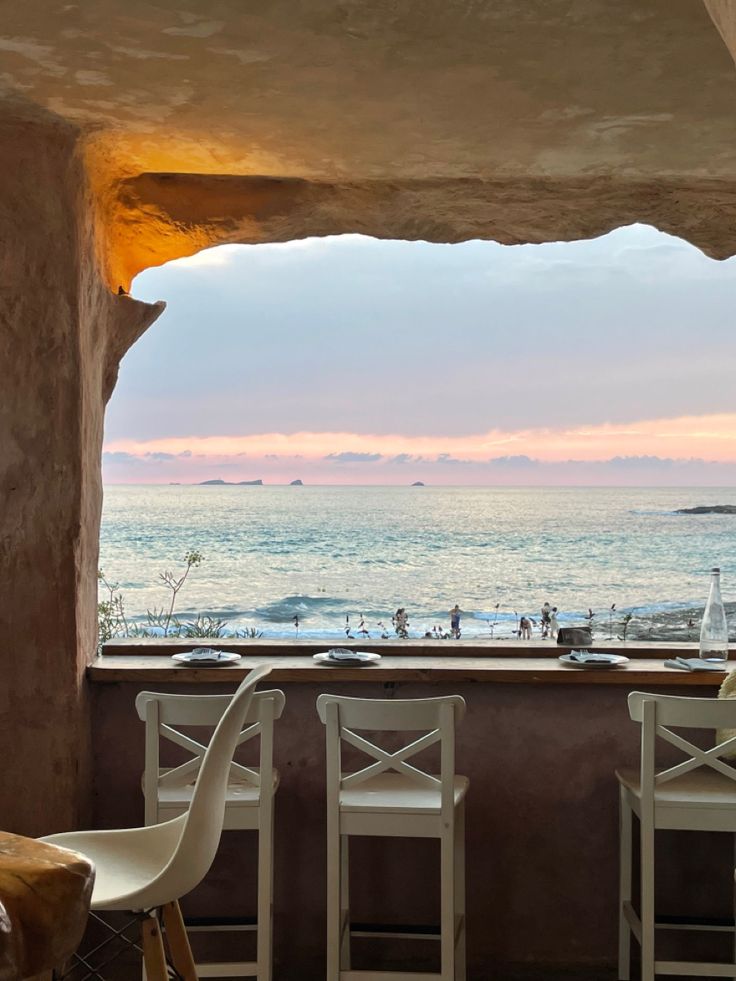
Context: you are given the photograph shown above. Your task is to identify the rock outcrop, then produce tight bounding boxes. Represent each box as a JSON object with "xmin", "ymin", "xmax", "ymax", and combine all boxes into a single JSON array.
[{"xmin": 676, "ymin": 505, "xmax": 736, "ymax": 514}]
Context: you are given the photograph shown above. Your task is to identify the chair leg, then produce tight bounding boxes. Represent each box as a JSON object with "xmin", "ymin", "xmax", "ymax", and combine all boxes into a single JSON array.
[
  {"xmin": 326, "ymin": 812, "xmax": 341, "ymax": 981},
  {"xmin": 640, "ymin": 816, "xmax": 655, "ymax": 981},
  {"xmin": 257, "ymin": 805, "xmax": 275, "ymax": 981},
  {"xmin": 618, "ymin": 787, "xmax": 632, "ymax": 981},
  {"xmin": 440, "ymin": 825, "xmax": 456, "ymax": 981},
  {"xmin": 141, "ymin": 913, "xmax": 169, "ymax": 981},
  {"xmin": 340, "ymin": 835, "xmax": 351, "ymax": 971},
  {"xmin": 162, "ymin": 901, "xmax": 198, "ymax": 981},
  {"xmin": 454, "ymin": 801, "xmax": 466, "ymax": 981}
]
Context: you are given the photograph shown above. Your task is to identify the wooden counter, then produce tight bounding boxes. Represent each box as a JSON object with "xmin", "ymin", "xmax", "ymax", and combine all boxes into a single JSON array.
[{"xmin": 88, "ymin": 653, "xmax": 732, "ymax": 685}]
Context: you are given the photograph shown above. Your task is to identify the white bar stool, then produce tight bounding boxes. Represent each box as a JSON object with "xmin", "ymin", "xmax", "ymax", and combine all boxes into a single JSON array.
[
  {"xmin": 317, "ymin": 693, "xmax": 468, "ymax": 981},
  {"xmin": 617, "ymin": 691, "xmax": 736, "ymax": 981},
  {"xmin": 136, "ymin": 685, "xmax": 285, "ymax": 980}
]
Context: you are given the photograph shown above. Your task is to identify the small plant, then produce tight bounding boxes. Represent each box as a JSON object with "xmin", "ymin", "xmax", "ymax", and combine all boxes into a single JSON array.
[
  {"xmin": 345, "ymin": 614, "xmax": 354, "ymax": 639},
  {"xmin": 97, "ymin": 571, "xmax": 128, "ymax": 645},
  {"xmin": 357, "ymin": 614, "xmax": 370, "ymax": 639},
  {"xmin": 584, "ymin": 607, "xmax": 595, "ymax": 638},
  {"xmin": 237, "ymin": 626, "xmax": 264, "ymax": 639},
  {"xmin": 488, "ymin": 602, "xmax": 500, "ymax": 639},
  {"xmin": 619, "ymin": 610, "xmax": 635, "ymax": 642},
  {"xmin": 158, "ymin": 550, "xmax": 203, "ymax": 636},
  {"xmin": 181, "ymin": 615, "xmax": 228, "ymax": 638},
  {"xmin": 608, "ymin": 604, "xmax": 616, "ymax": 640}
]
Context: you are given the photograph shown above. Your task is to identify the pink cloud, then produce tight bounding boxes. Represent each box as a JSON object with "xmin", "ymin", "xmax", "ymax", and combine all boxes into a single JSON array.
[{"xmin": 104, "ymin": 411, "xmax": 736, "ymax": 476}]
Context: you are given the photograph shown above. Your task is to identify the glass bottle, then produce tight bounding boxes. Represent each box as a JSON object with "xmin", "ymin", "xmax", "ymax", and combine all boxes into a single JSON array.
[{"xmin": 699, "ymin": 567, "xmax": 729, "ymax": 662}]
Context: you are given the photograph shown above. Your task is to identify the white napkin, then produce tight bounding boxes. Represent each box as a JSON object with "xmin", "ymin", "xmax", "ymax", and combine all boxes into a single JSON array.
[
  {"xmin": 663, "ymin": 656, "xmax": 725, "ymax": 672},
  {"xmin": 326, "ymin": 648, "xmax": 372, "ymax": 662},
  {"xmin": 185, "ymin": 648, "xmax": 223, "ymax": 662},
  {"xmin": 568, "ymin": 651, "xmax": 617, "ymax": 664}
]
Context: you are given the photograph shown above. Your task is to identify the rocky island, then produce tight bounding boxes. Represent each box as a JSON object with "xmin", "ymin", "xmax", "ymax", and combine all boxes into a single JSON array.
[
  {"xmin": 676, "ymin": 505, "xmax": 736, "ymax": 515},
  {"xmin": 200, "ymin": 479, "xmax": 264, "ymax": 486}
]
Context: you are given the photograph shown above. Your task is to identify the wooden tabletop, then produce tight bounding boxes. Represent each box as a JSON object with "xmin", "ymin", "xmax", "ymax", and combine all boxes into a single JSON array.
[
  {"xmin": 88, "ymin": 654, "xmax": 732, "ymax": 686},
  {"xmin": 0, "ymin": 832, "xmax": 93, "ymax": 980}
]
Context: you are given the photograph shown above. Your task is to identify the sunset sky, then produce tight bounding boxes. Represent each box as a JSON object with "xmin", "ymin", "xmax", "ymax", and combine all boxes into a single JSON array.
[{"xmin": 104, "ymin": 224, "xmax": 736, "ymax": 485}]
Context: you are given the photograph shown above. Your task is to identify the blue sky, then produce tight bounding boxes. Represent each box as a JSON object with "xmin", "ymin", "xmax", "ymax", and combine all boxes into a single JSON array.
[{"xmin": 103, "ymin": 224, "xmax": 736, "ymax": 484}]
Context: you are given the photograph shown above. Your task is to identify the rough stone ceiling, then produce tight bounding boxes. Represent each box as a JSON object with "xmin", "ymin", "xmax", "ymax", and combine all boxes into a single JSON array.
[{"xmin": 3, "ymin": 0, "xmax": 736, "ymax": 282}]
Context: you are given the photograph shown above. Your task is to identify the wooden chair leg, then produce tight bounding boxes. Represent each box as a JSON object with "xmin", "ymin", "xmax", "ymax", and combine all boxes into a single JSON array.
[
  {"xmin": 326, "ymin": 810, "xmax": 341, "ymax": 981},
  {"xmin": 440, "ymin": 825, "xmax": 456, "ymax": 981},
  {"xmin": 141, "ymin": 914, "xmax": 169, "ymax": 981},
  {"xmin": 339, "ymin": 835, "xmax": 351, "ymax": 971},
  {"xmin": 257, "ymin": 805, "xmax": 275, "ymax": 981},
  {"xmin": 454, "ymin": 801, "xmax": 466, "ymax": 981},
  {"xmin": 618, "ymin": 787, "xmax": 632, "ymax": 981},
  {"xmin": 162, "ymin": 901, "xmax": 198, "ymax": 981}
]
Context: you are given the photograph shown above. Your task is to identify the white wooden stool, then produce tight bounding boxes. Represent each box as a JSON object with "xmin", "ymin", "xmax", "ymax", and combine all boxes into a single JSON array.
[
  {"xmin": 136, "ymin": 686, "xmax": 285, "ymax": 980},
  {"xmin": 317, "ymin": 693, "xmax": 468, "ymax": 981},
  {"xmin": 617, "ymin": 691, "xmax": 736, "ymax": 981}
]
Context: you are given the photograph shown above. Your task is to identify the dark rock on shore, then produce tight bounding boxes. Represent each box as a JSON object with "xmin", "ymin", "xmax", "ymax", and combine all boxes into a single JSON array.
[
  {"xmin": 676, "ymin": 505, "xmax": 736, "ymax": 514},
  {"xmin": 290, "ymin": 479, "xmax": 303, "ymax": 485},
  {"xmin": 412, "ymin": 481, "xmax": 425, "ymax": 486}
]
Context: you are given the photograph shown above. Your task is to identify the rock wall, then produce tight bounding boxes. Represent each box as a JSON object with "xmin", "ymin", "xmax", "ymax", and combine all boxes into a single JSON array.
[{"xmin": 0, "ymin": 104, "xmax": 163, "ymax": 835}]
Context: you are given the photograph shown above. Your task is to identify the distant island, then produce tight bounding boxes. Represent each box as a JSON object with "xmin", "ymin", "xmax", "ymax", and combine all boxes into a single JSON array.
[
  {"xmin": 676, "ymin": 505, "xmax": 736, "ymax": 515},
  {"xmin": 290, "ymin": 479, "xmax": 304, "ymax": 486},
  {"xmin": 411, "ymin": 481, "xmax": 425, "ymax": 486},
  {"xmin": 200, "ymin": 479, "xmax": 263, "ymax": 486}
]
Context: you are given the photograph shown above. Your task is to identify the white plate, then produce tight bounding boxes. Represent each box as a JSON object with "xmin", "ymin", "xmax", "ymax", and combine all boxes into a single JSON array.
[
  {"xmin": 559, "ymin": 652, "xmax": 629, "ymax": 669},
  {"xmin": 172, "ymin": 650, "xmax": 242, "ymax": 666},
  {"xmin": 313, "ymin": 651, "xmax": 382, "ymax": 667}
]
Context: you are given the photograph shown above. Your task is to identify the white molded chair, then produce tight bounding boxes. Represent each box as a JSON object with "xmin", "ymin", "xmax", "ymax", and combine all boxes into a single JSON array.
[
  {"xmin": 135, "ymin": 682, "xmax": 285, "ymax": 980},
  {"xmin": 41, "ymin": 664, "xmax": 272, "ymax": 981},
  {"xmin": 617, "ymin": 690, "xmax": 736, "ymax": 981},
  {"xmin": 317, "ymin": 693, "xmax": 468, "ymax": 981}
]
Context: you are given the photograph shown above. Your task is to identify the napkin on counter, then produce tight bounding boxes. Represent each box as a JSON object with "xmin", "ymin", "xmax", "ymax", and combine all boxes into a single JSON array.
[
  {"xmin": 568, "ymin": 651, "xmax": 617, "ymax": 664},
  {"xmin": 327, "ymin": 648, "xmax": 374, "ymax": 662},
  {"xmin": 663, "ymin": 656, "xmax": 725, "ymax": 672}
]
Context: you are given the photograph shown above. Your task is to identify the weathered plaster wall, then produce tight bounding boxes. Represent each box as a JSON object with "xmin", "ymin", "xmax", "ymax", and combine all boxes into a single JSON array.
[
  {"xmin": 90, "ymin": 679, "xmax": 731, "ymax": 979},
  {"xmin": 0, "ymin": 105, "xmax": 163, "ymax": 835}
]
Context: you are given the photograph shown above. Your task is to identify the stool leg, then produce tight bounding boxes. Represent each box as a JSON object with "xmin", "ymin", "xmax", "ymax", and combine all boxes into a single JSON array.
[
  {"xmin": 340, "ymin": 835, "xmax": 351, "ymax": 971},
  {"xmin": 327, "ymin": 812, "xmax": 341, "ymax": 981},
  {"xmin": 618, "ymin": 787, "xmax": 632, "ymax": 981},
  {"xmin": 441, "ymin": 824, "xmax": 456, "ymax": 981},
  {"xmin": 454, "ymin": 801, "xmax": 466, "ymax": 981},
  {"xmin": 640, "ymin": 814, "xmax": 655, "ymax": 981},
  {"xmin": 141, "ymin": 913, "xmax": 169, "ymax": 981},
  {"xmin": 162, "ymin": 901, "xmax": 198, "ymax": 981},
  {"xmin": 257, "ymin": 804, "xmax": 275, "ymax": 981}
]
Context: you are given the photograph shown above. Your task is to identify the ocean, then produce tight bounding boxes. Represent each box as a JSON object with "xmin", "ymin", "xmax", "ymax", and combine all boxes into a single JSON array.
[{"xmin": 99, "ymin": 485, "xmax": 736, "ymax": 642}]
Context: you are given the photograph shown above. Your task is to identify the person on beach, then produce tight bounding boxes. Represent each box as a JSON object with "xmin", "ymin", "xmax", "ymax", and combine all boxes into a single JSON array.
[
  {"xmin": 519, "ymin": 616, "xmax": 533, "ymax": 640},
  {"xmin": 549, "ymin": 607, "xmax": 559, "ymax": 639},
  {"xmin": 393, "ymin": 607, "xmax": 409, "ymax": 638},
  {"xmin": 541, "ymin": 602, "xmax": 551, "ymax": 637},
  {"xmin": 449, "ymin": 604, "xmax": 463, "ymax": 639}
]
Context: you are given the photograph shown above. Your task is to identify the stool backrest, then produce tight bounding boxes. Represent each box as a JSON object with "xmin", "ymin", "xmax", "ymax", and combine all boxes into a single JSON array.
[
  {"xmin": 317, "ymin": 694, "xmax": 465, "ymax": 817},
  {"xmin": 136, "ymin": 680, "xmax": 285, "ymax": 826},
  {"xmin": 136, "ymin": 664, "xmax": 274, "ymax": 904},
  {"xmin": 628, "ymin": 692, "xmax": 736, "ymax": 805}
]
